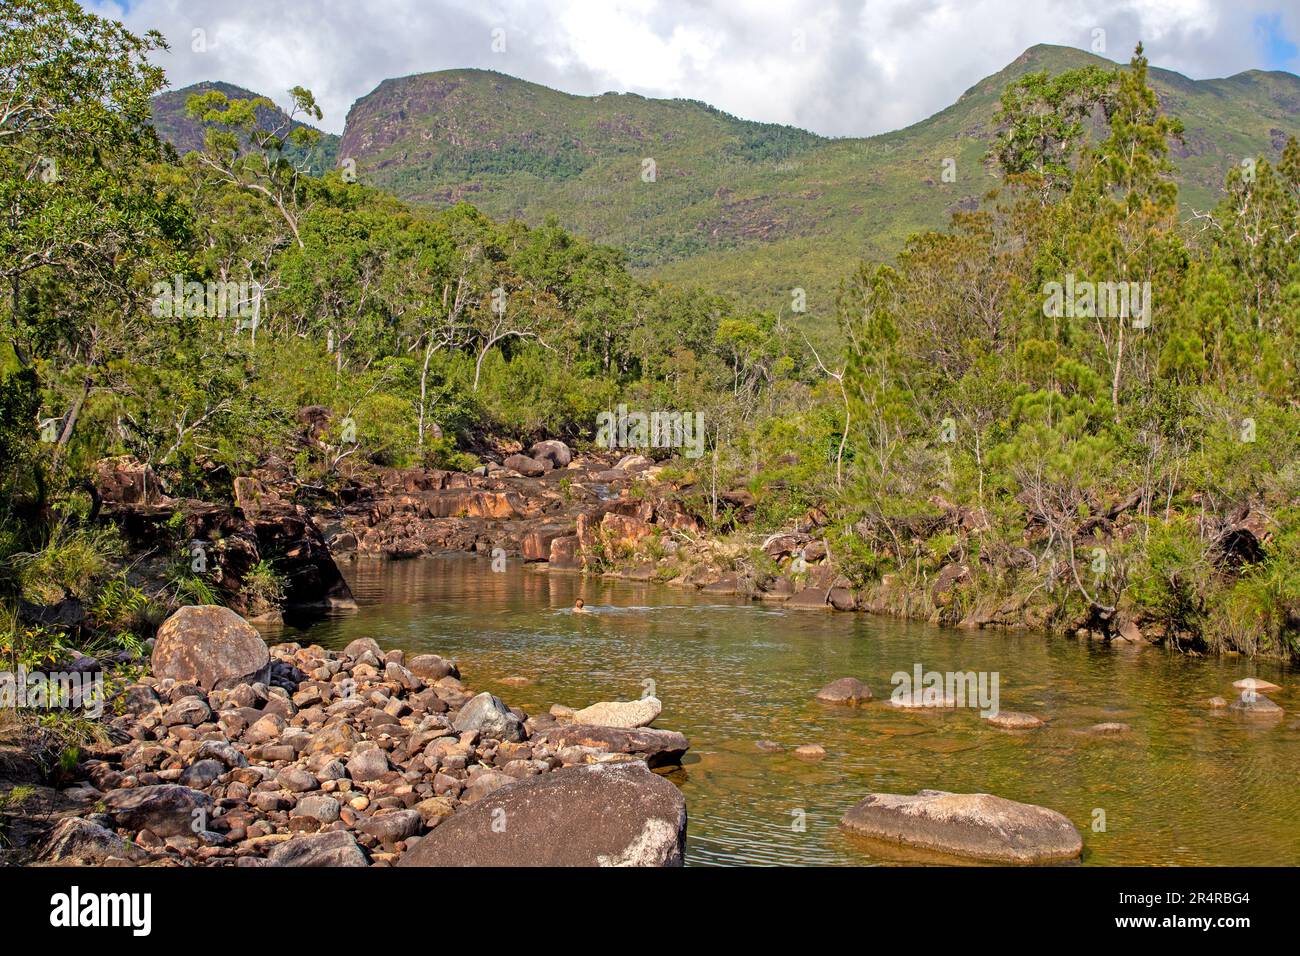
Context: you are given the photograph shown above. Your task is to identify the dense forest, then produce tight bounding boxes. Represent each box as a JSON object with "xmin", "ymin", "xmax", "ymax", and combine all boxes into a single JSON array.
[{"xmin": 2, "ymin": 0, "xmax": 1299, "ymax": 686}]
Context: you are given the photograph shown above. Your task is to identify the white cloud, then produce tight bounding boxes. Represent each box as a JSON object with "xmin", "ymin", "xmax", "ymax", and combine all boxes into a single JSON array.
[{"xmin": 85, "ymin": 0, "xmax": 1298, "ymax": 137}]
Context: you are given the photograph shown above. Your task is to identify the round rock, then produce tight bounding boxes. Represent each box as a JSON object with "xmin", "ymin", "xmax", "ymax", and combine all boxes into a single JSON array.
[
  {"xmin": 815, "ymin": 677, "xmax": 872, "ymax": 706},
  {"xmin": 151, "ymin": 605, "xmax": 270, "ymax": 691}
]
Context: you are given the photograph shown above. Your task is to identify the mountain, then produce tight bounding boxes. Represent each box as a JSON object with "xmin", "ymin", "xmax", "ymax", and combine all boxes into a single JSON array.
[
  {"xmin": 334, "ymin": 46, "xmax": 1300, "ymax": 316},
  {"xmin": 150, "ymin": 81, "xmax": 340, "ymax": 176},
  {"xmin": 163, "ymin": 47, "xmax": 1300, "ymax": 318}
]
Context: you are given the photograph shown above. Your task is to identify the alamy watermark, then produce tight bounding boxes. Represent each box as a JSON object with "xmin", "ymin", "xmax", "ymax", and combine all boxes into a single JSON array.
[
  {"xmin": 1042, "ymin": 273, "xmax": 1151, "ymax": 329},
  {"xmin": 151, "ymin": 275, "xmax": 262, "ymax": 324},
  {"xmin": 595, "ymin": 404, "xmax": 705, "ymax": 459},
  {"xmin": 890, "ymin": 663, "xmax": 1000, "ymax": 717},
  {"xmin": 1, "ymin": 667, "xmax": 104, "ymax": 718}
]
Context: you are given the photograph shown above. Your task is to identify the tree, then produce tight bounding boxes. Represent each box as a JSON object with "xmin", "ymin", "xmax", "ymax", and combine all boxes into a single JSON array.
[
  {"xmin": 0, "ymin": 0, "xmax": 175, "ymax": 469},
  {"xmin": 186, "ymin": 86, "xmax": 324, "ymax": 248},
  {"xmin": 992, "ymin": 65, "xmax": 1116, "ymax": 200}
]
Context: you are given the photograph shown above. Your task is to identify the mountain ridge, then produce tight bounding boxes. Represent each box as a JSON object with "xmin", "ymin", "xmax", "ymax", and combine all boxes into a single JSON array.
[{"xmin": 151, "ymin": 45, "xmax": 1300, "ymax": 314}]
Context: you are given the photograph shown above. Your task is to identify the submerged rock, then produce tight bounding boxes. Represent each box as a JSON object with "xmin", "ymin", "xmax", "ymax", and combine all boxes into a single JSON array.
[
  {"xmin": 1087, "ymin": 722, "xmax": 1132, "ymax": 735},
  {"xmin": 1229, "ymin": 694, "xmax": 1283, "ymax": 716},
  {"xmin": 984, "ymin": 711, "xmax": 1044, "ymax": 730},
  {"xmin": 839, "ymin": 789, "xmax": 1083, "ymax": 863},
  {"xmin": 793, "ymin": 744, "xmax": 826, "ymax": 760},
  {"xmin": 815, "ymin": 677, "xmax": 872, "ymax": 706},
  {"xmin": 397, "ymin": 762, "xmax": 686, "ymax": 867}
]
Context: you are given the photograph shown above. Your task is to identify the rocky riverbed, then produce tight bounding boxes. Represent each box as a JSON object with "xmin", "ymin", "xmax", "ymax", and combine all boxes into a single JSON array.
[{"xmin": 18, "ymin": 604, "xmax": 690, "ymax": 867}]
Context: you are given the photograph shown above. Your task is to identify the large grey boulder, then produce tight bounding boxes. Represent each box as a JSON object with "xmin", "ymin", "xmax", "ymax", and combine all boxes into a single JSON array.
[
  {"xmin": 839, "ymin": 789, "xmax": 1083, "ymax": 863},
  {"xmin": 452, "ymin": 692, "xmax": 525, "ymax": 742},
  {"xmin": 572, "ymin": 697, "xmax": 661, "ymax": 728},
  {"xmin": 529, "ymin": 440, "xmax": 573, "ymax": 469},
  {"xmin": 398, "ymin": 762, "xmax": 686, "ymax": 867},
  {"xmin": 102, "ymin": 784, "xmax": 214, "ymax": 838},
  {"xmin": 151, "ymin": 605, "xmax": 270, "ymax": 691},
  {"xmin": 39, "ymin": 818, "xmax": 140, "ymax": 865},
  {"xmin": 503, "ymin": 454, "xmax": 548, "ymax": 477}
]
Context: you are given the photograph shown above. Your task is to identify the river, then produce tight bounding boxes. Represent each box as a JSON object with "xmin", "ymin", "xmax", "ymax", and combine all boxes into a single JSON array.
[{"xmin": 262, "ymin": 556, "xmax": 1299, "ymax": 866}]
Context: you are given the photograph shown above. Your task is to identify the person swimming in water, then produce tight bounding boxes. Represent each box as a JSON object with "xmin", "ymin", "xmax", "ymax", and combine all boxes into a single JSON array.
[{"xmin": 573, "ymin": 598, "xmax": 591, "ymax": 614}]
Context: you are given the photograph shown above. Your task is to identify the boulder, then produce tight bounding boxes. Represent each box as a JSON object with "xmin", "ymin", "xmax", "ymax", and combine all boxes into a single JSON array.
[
  {"xmin": 839, "ymin": 790, "xmax": 1083, "ymax": 863},
  {"xmin": 359, "ymin": 808, "xmax": 422, "ymax": 843},
  {"xmin": 408, "ymin": 654, "xmax": 458, "ymax": 681},
  {"xmin": 547, "ymin": 535, "xmax": 582, "ymax": 570},
  {"xmin": 786, "ymin": 588, "xmax": 830, "ymax": 609},
  {"xmin": 151, "ymin": 605, "xmax": 271, "ymax": 691},
  {"xmin": 39, "ymin": 818, "xmax": 139, "ymax": 865},
  {"xmin": 103, "ymin": 784, "xmax": 213, "ymax": 838},
  {"xmin": 93, "ymin": 455, "xmax": 165, "ymax": 506},
  {"xmin": 529, "ymin": 440, "xmax": 573, "ymax": 469},
  {"xmin": 268, "ymin": 829, "xmax": 367, "ymax": 867},
  {"xmin": 571, "ymin": 697, "xmax": 662, "ymax": 728},
  {"xmin": 504, "ymin": 454, "xmax": 548, "ymax": 478},
  {"xmin": 1229, "ymin": 694, "xmax": 1283, "ymax": 716},
  {"xmin": 452, "ymin": 692, "xmax": 525, "ymax": 742},
  {"xmin": 346, "ymin": 748, "xmax": 391, "ymax": 782},
  {"xmin": 398, "ymin": 762, "xmax": 685, "ymax": 867},
  {"xmin": 532, "ymin": 725, "xmax": 689, "ymax": 768},
  {"xmin": 815, "ymin": 677, "xmax": 872, "ymax": 706}
]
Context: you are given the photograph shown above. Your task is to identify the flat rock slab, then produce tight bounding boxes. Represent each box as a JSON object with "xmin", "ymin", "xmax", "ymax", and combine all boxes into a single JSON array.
[
  {"xmin": 1087, "ymin": 722, "xmax": 1132, "ymax": 735},
  {"xmin": 840, "ymin": 789, "xmax": 1083, "ymax": 864},
  {"xmin": 786, "ymin": 588, "xmax": 831, "ymax": 609},
  {"xmin": 533, "ymin": 725, "xmax": 689, "ymax": 768},
  {"xmin": 984, "ymin": 711, "xmax": 1045, "ymax": 730},
  {"xmin": 1229, "ymin": 694, "xmax": 1283, "ymax": 716},
  {"xmin": 268, "ymin": 829, "xmax": 368, "ymax": 867},
  {"xmin": 398, "ymin": 762, "xmax": 686, "ymax": 867},
  {"xmin": 572, "ymin": 697, "xmax": 662, "ymax": 728}
]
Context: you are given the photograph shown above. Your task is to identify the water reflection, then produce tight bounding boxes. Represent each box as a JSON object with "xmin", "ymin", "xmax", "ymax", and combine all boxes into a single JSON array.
[{"xmin": 263, "ymin": 556, "xmax": 1300, "ymax": 867}]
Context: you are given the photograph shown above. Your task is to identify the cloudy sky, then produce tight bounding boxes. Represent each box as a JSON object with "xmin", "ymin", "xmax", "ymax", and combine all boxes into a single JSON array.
[{"xmin": 87, "ymin": 0, "xmax": 1299, "ymax": 137}]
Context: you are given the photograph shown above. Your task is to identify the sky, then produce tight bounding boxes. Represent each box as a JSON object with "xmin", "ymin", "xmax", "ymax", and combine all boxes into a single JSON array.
[{"xmin": 86, "ymin": 0, "xmax": 1300, "ymax": 138}]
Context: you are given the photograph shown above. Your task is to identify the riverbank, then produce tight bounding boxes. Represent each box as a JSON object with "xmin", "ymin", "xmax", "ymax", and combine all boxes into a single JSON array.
[
  {"xmin": 5, "ymin": 559, "xmax": 1297, "ymax": 866},
  {"xmin": 87, "ymin": 434, "xmax": 1295, "ymax": 669},
  {"xmin": 1, "ymin": 604, "xmax": 690, "ymax": 867}
]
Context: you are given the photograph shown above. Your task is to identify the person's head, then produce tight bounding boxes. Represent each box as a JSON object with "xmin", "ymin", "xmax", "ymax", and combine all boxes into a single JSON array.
[{"xmin": 574, "ymin": 598, "xmax": 584, "ymax": 609}]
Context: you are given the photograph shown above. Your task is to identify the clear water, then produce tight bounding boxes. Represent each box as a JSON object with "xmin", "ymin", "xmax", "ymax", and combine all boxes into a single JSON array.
[{"xmin": 262, "ymin": 556, "xmax": 1300, "ymax": 866}]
